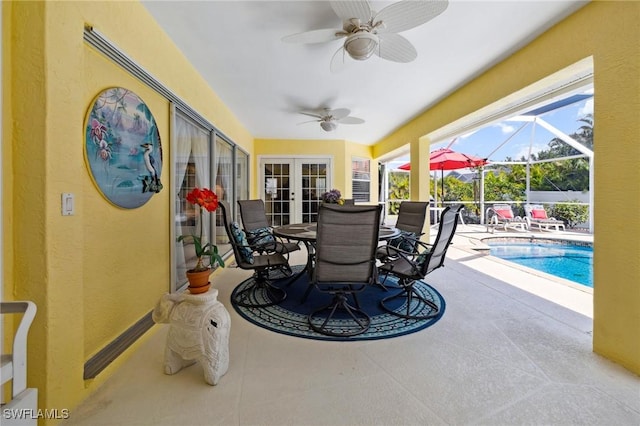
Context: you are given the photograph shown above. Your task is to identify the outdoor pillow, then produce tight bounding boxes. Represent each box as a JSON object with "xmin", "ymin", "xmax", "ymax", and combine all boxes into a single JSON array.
[
  {"xmin": 230, "ymin": 222, "xmax": 254, "ymax": 264},
  {"xmin": 388, "ymin": 231, "xmax": 418, "ymax": 253},
  {"xmin": 531, "ymin": 209, "xmax": 547, "ymax": 219},
  {"xmin": 246, "ymin": 226, "xmax": 276, "ymax": 250},
  {"xmin": 495, "ymin": 208, "xmax": 513, "ymax": 219},
  {"xmin": 414, "ymin": 248, "xmax": 432, "ymax": 273}
]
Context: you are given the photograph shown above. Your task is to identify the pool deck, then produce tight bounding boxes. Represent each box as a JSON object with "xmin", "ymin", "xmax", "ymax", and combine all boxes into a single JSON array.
[
  {"xmin": 434, "ymin": 223, "xmax": 594, "ymax": 323},
  {"xmin": 449, "ymin": 223, "xmax": 593, "ymax": 250}
]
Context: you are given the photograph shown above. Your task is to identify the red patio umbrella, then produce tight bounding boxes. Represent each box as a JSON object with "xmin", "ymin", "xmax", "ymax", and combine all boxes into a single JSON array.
[
  {"xmin": 398, "ymin": 148, "xmax": 488, "ymax": 206},
  {"xmin": 398, "ymin": 148, "xmax": 488, "ymax": 171}
]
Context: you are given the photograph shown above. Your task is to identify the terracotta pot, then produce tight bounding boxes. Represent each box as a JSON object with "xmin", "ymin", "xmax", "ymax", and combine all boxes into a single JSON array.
[
  {"xmin": 188, "ymin": 282, "xmax": 211, "ymax": 294},
  {"xmin": 186, "ymin": 268, "xmax": 211, "ymax": 294}
]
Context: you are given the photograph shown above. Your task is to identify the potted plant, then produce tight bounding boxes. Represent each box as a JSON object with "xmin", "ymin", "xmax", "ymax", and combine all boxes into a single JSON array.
[
  {"xmin": 177, "ymin": 187, "xmax": 225, "ymax": 293},
  {"xmin": 320, "ymin": 188, "xmax": 344, "ymax": 205}
]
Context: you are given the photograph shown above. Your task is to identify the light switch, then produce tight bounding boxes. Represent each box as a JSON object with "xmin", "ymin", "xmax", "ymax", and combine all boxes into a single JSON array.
[{"xmin": 62, "ymin": 193, "xmax": 74, "ymax": 216}]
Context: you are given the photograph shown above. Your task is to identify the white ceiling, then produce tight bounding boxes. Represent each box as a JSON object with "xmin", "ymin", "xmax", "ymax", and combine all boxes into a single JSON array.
[{"xmin": 142, "ymin": 0, "xmax": 587, "ymax": 145}]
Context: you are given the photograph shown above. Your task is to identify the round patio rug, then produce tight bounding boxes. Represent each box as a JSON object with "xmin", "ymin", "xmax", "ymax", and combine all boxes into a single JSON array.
[{"xmin": 230, "ymin": 265, "xmax": 446, "ymax": 341}]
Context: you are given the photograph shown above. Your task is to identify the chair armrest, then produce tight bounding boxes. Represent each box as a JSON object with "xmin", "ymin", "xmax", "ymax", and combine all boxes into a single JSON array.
[
  {"xmin": 1, "ymin": 301, "xmax": 37, "ymax": 398},
  {"xmin": 381, "ymin": 246, "xmax": 427, "ymax": 277}
]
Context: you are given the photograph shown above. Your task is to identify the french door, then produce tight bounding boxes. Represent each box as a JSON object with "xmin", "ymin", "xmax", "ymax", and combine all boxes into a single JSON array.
[{"xmin": 259, "ymin": 157, "xmax": 333, "ymax": 225}]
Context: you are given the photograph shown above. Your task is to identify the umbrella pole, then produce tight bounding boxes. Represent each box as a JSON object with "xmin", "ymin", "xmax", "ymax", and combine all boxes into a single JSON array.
[
  {"xmin": 480, "ymin": 166, "xmax": 485, "ymax": 224},
  {"xmin": 432, "ymin": 171, "xmax": 437, "ymax": 208},
  {"xmin": 441, "ymin": 169, "xmax": 445, "ymax": 207}
]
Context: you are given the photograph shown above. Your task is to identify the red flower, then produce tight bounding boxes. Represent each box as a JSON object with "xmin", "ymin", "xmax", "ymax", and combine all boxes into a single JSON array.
[
  {"xmin": 186, "ymin": 188, "xmax": 219, "ymax": 212},
  {"xmin": 178, "ymin": 187, "xmax": 224, "ymax": 272}
]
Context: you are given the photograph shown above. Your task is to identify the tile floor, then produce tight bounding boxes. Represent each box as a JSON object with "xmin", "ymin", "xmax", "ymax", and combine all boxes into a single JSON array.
[{"xmin": 64, "ymin": 226, "xmax": 639, "ymax": 426}]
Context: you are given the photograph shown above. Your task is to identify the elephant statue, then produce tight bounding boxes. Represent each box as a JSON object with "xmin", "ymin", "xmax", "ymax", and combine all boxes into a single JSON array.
[{"xmin": 152, "ymin": 289, "xmax": 230, "ymax": 385}]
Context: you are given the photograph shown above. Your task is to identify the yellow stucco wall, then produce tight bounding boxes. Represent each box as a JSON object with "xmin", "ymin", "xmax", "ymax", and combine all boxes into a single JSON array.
[
  {"xmin": 3, "ymin": 0, "xmax": 253, "ymax": 418},
  {"xmin": 586, "ymin": 2, "xmax": 640, "ymax": 372},
  {"xmin": 2, "ymin": 0, "xmax": 638, "ymax": 422},
  {"xmin": 81, "ymin": 52, "xmax": 171, "ymax": 358},
  {"xmin": 373, "ymin": 1, "xmax": 640, "ymax": 373}
]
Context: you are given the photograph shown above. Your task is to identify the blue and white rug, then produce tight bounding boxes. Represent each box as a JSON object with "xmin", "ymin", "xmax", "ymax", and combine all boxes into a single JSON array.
[{"xmin": 230, "ymin": 265, "xmax": 446, "ymax": 341}]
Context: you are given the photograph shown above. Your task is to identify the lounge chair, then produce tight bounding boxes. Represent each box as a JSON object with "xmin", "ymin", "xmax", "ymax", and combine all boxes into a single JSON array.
[
  {"xmin": 524, "ymin": 204, "xmax": 566, "ymax": 231},
  {"xmin": 485, "ymin": 204, "xmax": 527, "ymax": 233}
]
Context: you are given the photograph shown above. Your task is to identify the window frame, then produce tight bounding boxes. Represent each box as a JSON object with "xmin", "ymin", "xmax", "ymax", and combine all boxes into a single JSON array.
[{"xmin": 351, "ymin": 157, "xmax": 371, "ymax": 202}]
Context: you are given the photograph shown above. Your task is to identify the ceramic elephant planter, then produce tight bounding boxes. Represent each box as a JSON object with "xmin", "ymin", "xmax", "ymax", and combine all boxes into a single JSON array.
[{"xmin": 152, "ymin": 289, "xmax": 230, "ymax": 385}]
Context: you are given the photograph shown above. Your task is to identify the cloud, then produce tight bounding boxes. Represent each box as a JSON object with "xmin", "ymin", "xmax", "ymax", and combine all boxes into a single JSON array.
[
  {"xmin": 578, "ymin": 98, "xmax": 593, "ymax": 117},
  {"xmin": 495, "ymin": 122, "xmax": 515, "ymax": 134}
]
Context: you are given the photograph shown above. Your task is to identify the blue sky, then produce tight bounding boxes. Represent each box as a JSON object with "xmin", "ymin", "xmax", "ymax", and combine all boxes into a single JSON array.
[{"xmin": 389, "ymin": 90, "xmax": 594, "ymax": 170}]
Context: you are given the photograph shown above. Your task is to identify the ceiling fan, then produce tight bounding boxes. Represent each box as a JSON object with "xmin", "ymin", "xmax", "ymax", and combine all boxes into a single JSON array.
[
  {"xmin": 299, "ymin": 108, "xmax": 365, "ymax": 132},
  {"xmin": 282, "ymin": 0, "xmax": 449, "ymax": 71}
]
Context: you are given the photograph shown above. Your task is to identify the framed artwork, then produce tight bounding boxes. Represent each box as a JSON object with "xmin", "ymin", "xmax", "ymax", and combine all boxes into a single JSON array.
[{"xmin": 84, "ymin": 87, "xmax": 163, "ymax": 209}]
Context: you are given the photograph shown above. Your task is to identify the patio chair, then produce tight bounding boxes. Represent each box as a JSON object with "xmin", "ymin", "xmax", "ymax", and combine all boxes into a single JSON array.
[
  {"xmin": 378, "ymin": 204, "xmax": 462, "ymax": 319},
  {"xmin": 237, "ymin": 199, "xmax": 300, "ymax": 255},
  {"xmin": 1, "ymin": 301, "xmax": 37, "ymax": 399},
  {"xmin": 524, "ymin": 204, "xmax": 566, "ymax": 231},
  {"xmin": 220, "ymin": 200, "xmax": 292, "ymax": 308},
  {"xmin": 308, "ymin": 203, "xmax": 382, "ymax": 337},
  {"xmin": 376, "ymin": 201, "xmax": 429, "ymax": 262},
  {"xmin": 485, "ymin": 204, "xmax": 527, "ymax": 233}
]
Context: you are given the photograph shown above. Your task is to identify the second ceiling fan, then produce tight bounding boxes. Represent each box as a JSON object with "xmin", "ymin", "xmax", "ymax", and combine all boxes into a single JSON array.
[
  {"xmin": 283, "ymin": 0, "xmax": 449, "ymax": 71},
  {"xmin": 299, "ymin": 108, "xmax": 365, "ymax": 132}
]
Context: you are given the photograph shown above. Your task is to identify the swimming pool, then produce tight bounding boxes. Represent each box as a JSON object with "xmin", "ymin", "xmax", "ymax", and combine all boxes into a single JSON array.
[{"xmin": 486, "ymin": 240, "xmax": 593, "ymax": 287}]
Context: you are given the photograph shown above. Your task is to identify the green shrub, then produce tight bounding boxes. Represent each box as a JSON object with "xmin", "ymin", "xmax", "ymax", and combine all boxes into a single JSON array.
[{"xmin": 552, "ymin": 201, "xmax": 588, "ymax": 228}]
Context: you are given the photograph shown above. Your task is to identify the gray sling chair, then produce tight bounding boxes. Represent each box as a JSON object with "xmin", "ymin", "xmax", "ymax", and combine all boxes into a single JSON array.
[
  {"xmin": 219, "ymin": 200, "xmax": 294, "ymax": 308},
  {"xmin": 378, "ymin": 204, "xmax": 463, "ymax": 319},
  {"xmin": 376, "ymin": 201, "xmax": 429, "ymax": 262},
  {"xmin": 237, "ymin": 199, "xmax": 301, "ymax": 266},
  {"xmin": 308, "ymin": 203, "xmax": 382, "ymax": 337},
  {"xmin": 375, "ymin": 201, "xmax": 429, "ymax": 290}
]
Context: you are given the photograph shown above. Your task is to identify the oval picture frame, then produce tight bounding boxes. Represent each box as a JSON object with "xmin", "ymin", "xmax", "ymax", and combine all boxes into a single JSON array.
[{"xmin": 84, "ymin": 87, "xmax": 163, "ymax": 209}]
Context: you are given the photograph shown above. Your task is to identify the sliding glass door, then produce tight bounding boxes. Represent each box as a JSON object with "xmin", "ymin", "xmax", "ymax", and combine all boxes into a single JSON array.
[
  {"xmin": 172, "ymin": 110, "xmax": 249, "ymax": 290},
  {"xmin": 174, "ymin": 113, "xmax": 211, "ymax": 289}
]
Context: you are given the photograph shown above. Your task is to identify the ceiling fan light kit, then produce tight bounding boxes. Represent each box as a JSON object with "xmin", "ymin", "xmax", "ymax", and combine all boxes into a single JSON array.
[
  {"xmin": 344, "ymin": 32, "xmax": 379, "ymax": 60},
  {"xmin": 320, "ymin": 121, "xmax": 338, "ymax": 132}
]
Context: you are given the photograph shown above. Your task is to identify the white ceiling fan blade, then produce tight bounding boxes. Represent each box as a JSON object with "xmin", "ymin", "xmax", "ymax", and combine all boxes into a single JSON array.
[
  {"xmin": 330, "ymin": 46, "xmax": 349, "ymax": 73},
  {"xmin": 338, "ymin": 116, "xmax": 365, "ymax": 125},
  {"xmin": 282, "ymin": 28, "xmax": 345, "ymax": 44},
  {"xmin": 375, "ymin": 0, "xmax": 449, "ymax": 34},
  {"xmin": 297, "ymin": 119, "xmax": 320, "ymax": 125},
  {"xmin": 329, "ymin": 108, "xmax": 351, "ymax": 120},
  {"xmin": 376, "ymin": 33, "xmax": 417, "ymax": 63},
  {"xmin": 330, "ymin": 0, "xmax": 372, "ymax": 23},
  {"xmin": 299, "ymin": 111, "xmax": 323, "ymax": 119}
]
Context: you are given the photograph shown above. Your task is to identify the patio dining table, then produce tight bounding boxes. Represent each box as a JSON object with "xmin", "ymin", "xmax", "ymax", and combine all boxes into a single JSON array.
[
  {"xmin": 273, "ymin": 222, "xmax": 400, "ymax": 246},
  {"xmin": 273, "ymin": 223, "xmax": 400, "ymax": 301}
]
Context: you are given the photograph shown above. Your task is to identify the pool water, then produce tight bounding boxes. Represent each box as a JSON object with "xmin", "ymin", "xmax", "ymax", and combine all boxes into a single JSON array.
[{"xmin": 487, "ymin": 242, "xmax": 593, "ymax": 287}]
